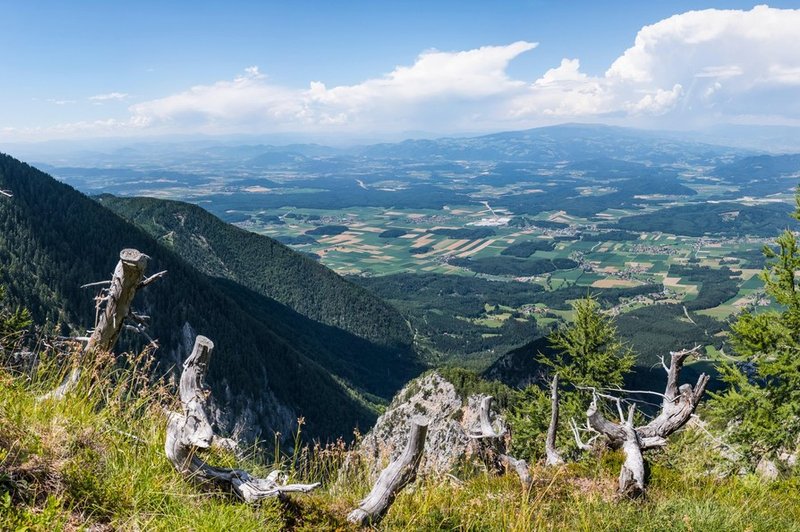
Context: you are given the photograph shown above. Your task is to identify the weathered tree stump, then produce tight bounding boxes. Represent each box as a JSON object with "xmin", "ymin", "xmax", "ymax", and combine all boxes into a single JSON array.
[
  {"xmin": 166, "ymin": 335, "xmax": 319, "ymax": 502},
  {"xmin": 469, "ymin": 395, "xmax": 533, "ymax": 488},
  {"xmin": 41, "ymin": 249, "xmax": 157, "ymax": 400},
  {"xmin": 347, "ymin": 417, "xmax": 428, "ymax": 526}
]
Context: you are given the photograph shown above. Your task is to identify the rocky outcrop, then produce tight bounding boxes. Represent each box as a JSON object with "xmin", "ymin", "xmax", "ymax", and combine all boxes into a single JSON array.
[{"xmin": 356, "ymin": 372, "xmax": 509, "ymax": 477}]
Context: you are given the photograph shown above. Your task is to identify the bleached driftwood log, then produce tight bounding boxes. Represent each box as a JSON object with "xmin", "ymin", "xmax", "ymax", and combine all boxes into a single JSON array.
[
  {"xmin": 41, "ymin": 249, "xmax": 157, "ymax": 400},
  {"xmin": 545, "ymin": 374, "xmax": 565, "ymax": 466},
  {"xmin": 347, "ymin": 417, "xmax": 428, "ymax": 526},
  {"xmin": 469, "ymin": 395, "xmax": 533, "ymax": 488},
  {"xmin": 166, "ymin": 335, "xmax": 319, "ymax": 502},
  {"xmin": 586, "ymin": 347, "xmax": 710, "ymax": 497}
]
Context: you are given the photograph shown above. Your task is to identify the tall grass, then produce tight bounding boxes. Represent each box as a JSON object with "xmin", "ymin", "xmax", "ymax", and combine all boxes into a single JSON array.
[{"xmin": 2, "ymin": 346, "xmax": 800, "ymax": 531}]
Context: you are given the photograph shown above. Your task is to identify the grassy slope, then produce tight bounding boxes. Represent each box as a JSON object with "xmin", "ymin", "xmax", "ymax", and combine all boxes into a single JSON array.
[{"xmin": 2, "ymin": 359, "xmax": 798, "ymax": 531}]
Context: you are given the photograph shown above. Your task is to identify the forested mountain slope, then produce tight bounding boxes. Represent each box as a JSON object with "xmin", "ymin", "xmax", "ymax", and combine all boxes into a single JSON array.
[
  {"xmin": 96, "ymin": 194, "xmax": 412, "ymax": 350},
  {"xmin": 0, "ymin": 152, "xmax": 419, "ymax": 440}
]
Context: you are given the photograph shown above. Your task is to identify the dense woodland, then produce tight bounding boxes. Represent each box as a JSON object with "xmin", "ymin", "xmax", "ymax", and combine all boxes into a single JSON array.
[{"xmin": 98, "ymin": 195, "xmax": 411, "ymax": 350}]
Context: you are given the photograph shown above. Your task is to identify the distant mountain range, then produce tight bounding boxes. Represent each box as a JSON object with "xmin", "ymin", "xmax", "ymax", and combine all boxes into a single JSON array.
[{"xmin": 7, "ymin": 123, "xmax": 762, "ymax": 169}]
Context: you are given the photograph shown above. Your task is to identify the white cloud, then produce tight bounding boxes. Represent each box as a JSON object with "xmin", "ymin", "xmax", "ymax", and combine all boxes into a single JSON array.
[
  {"xmin": 89, "ymin": 92, "xmax": 129, "ymax": 102},
  {"xmin": 513, "ymin": 5, "xmax": 800, "ymax": 125},
  {"xmin": 130, "ymin": 42, "xmax": 538, "ymax": 132},
  {"xmin": 7, "ymin": 5, "xmax": 800, "ymax": 140},
  {"xmin": 627, "ymin": 84, "xmax": 684, "ymax": 115}
]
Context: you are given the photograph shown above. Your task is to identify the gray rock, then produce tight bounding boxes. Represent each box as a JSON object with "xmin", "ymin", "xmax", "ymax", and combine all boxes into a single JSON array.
[{"xmin": 356, "ymin": 372, "xmax": 507, "ymax": 478}]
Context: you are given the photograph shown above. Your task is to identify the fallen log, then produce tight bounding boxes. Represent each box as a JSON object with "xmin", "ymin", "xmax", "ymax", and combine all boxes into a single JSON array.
[
  {"xmin": 347, "ymin": 417, "xmax": 428, "ymax": 526},
  {"xmin": 165, "ymin": 335, "xmax": 319, "ymax": 502}
]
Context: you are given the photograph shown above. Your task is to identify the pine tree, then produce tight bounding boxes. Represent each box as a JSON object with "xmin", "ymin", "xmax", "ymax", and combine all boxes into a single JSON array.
[
  {"xmin": 510, "ymin": 295, "xmax": 634, "ymax": 460},
  {"xmin": 543, "ymin": 295, "xmax": 635, "ymax": 388},
  {"xmin": 0, "ymin": 279, "xmax": 32, "ymax": 350},
  {"xmin": 709, "ymin": 187, "xmax": 800, "ymax": 462}
]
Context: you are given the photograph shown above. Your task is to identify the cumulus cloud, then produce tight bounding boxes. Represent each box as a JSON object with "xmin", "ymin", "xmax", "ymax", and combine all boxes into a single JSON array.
[
  {"xmin": 129, "ymin": 66, "xmax": 304, "ymax": 130},
  {"xmin": 10, "ymin": 5, "xmax": 800, "ymax": 140},
  {"xmin": 130, "ymin": 42, "xmax": 538, "ymax": 132},
  {"xmin": 514, "ymin": 5, "xmax": 800, "ymax": 124}
]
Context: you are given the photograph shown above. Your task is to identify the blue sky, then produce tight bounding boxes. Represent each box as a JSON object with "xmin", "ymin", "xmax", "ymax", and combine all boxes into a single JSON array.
[{"xmin": 2, "ymin": 1, "xmax": 799, "ymax": 141}]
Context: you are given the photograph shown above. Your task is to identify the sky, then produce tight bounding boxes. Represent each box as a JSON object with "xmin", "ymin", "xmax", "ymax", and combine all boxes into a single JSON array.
[{"xmin": 1, "ymin": 1, "xmax": 800, "ymax": 143}]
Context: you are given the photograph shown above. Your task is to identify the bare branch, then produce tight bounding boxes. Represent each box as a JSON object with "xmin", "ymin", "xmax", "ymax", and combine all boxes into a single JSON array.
[
  {"xmin": 139, "ymin": 270, "xmax": 167, "ymax": 288},
  {"xmin": 468, "ymin": 395, "xmax": 507, "ymax": 439},
  {"xmin": 569, "ymin": 418, "xmax": 600, "ymax": 452},
  {"xmin": 348, "ymin": 417, "xmax": 428, "ymax": 526},
  {"xmin": 80, "ymin": 280, "xmax": 112, "ymax": 289},
  {"xmin": 499, "ymin": 454, "xmax": 533, "ymax": 489}
]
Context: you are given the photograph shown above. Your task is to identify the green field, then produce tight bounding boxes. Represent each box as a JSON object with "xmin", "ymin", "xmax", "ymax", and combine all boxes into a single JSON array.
[{"xmin": 238, "ymin": 204, "xmax": 770, "ymax": 329}]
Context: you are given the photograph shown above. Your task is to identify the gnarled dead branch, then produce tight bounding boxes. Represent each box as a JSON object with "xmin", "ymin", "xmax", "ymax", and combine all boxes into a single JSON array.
[
  {"xmin": 469, "ymin": 395, "xmax": 507, "ymax": 439},
  {"xmin": 585, "ymin": 347, "xmax": 709, "ymax": 497},
  {"xmin": 166, "ymin": 335, "xmax": 319, "ymax": 502},
  {"xmin": 470, "ymin": 395, "xmax": 532, "ymax": 488},
  {"xmin": 347, "ymin": 417, "xmax": 428, "ymax": 526},
  {"xmin": 570, "ymin": 418, "xmax": 600, "ymax": 452},
  {"xmin": 499, "ymin": 453, "xmax": 533, "ymax": 489},
  {"xmin": 618, "ymin": 405, "xmax": 645, "ymax": 498}
]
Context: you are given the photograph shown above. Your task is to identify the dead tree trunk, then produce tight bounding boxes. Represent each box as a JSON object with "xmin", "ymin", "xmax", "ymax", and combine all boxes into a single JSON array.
[
  {"xmin": 618, "ymin": 405, "xmax": 645, "ymax": 498},
  {"xmin": 166, "ymin": 335, "xmax": 319, "ymax": 502},
  {"xmin": 86, "ymin": 249, "xmax": 149, "ymax": 352},
  {"xmin": 586, "ymin": 347, "xmax": 709, "ymax": 498},
  {"xmin": 472, "ymin": 395, "xmax": 507, "ymax": 439},
  {"xmin": 41, "ymin": 249, "xmax": 158, "ymax": 400},
  {"xmin": 545, "ymin": 374, "xmax": 564, "ymax": 466},
  {"xmin": 469, "ymin": 395, "xmax": 533, "ymax": 488},
  {"xmin": 347, "ymin": 417, "xmax": 428, "ymax": 526}
]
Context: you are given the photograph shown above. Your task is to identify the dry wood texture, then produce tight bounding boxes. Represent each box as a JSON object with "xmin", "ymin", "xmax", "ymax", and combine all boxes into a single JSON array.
[
  {"xmin": 586, "ymin": 347, "xmax": 709, "ymax": 497},
  {"xmin": 41, "ymin": 248, "xmax": 152, "ymax": 400},
  {"xmin": 165, "ymin": 335, "xmax": 319, "ymax": 502},
  {"xmin": 347, "ymin": 417, "xmax": 429, "ymax": 526}
]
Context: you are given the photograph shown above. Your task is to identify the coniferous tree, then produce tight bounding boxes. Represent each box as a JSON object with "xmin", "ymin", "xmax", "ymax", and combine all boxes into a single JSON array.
[
  {"xmin": 510, "ymin": 295, "xmax": 634, "ymax": 460},
  {"xmin": 710, "ymin": 187, "xmax": 800, "ymax": 462}
]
